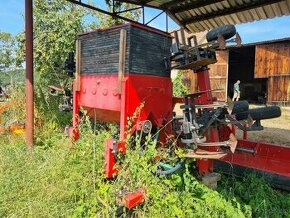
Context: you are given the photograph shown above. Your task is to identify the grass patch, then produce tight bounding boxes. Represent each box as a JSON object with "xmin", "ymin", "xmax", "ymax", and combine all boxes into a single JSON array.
[{"xmin": 1, "ymin": 122, "xmax": 289, "ymax": 217}]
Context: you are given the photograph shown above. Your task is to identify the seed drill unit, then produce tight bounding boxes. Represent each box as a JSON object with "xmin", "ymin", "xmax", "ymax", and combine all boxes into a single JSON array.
[{"xmin": 62, "ymin": 23, "xmax": 290, "ymax": 209}]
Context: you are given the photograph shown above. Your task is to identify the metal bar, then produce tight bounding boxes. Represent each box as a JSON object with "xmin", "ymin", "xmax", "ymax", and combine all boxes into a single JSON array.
[
  {"xmin": 235, "ymin": 147, "xmax": 255, "ymax": 154},
  {"xmin": 113, "ymin": 0, "xmax": 115, "ymax": 13},
  {"xmin": 141, "ymin": 0, "xmax": 154, "ymax": 3},
  {"xmin": 172, "ymin": 0, "xmax": 224, "ymax": 13},
  {"xmin": 118, "ymin": 29, "xmax": 126, "ymax": 94},
  {"xmin": 160, "ymin": 0, "xmax": 187, "ymax": 9},
  {"xmin": 142, "ymin": 6, "xmax": 145, "ymax": 24},
  {"xmin": 112, "ymin": 0, "xmax": 162, "ymax": 10},
  {"xmin": 166, "ymin": 12, "xmax": 168, "ymax": 32},
  {"xmin": 25, "ymin": 0, "xmax": 34, "ymax": 149},
  {"xmin": 145, "ymin": 10, "xmax": 164, "ymax": 25},
  {"xmin": 66, "ymin": 0, "xmax": 140, "ymax": 24},
  {"xmin": 75, "ymin": 40, "xmax": 81, "ymax": 91},
  {"xmin": 183, "ymin": 0, "xmax": 283, "ymax": 25},
  {"xmin": 116, "ymin": 6, "xmax": 142, "ymax": 14},
  {"xmin": 173, "ymin": 31, "xmax": 179, "ymax": 46},
  {"xmin": 180, "ymin": 28, "xmax": 186, "ymax": 46},
  {"xmin": 166, "ymin": 10, "xmax": 189, "ymax": 31}
]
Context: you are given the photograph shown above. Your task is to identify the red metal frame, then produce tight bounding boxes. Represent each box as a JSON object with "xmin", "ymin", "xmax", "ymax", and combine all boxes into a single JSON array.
[
  {"xmin": 221, "ymin": 139, "xmax": 290, "ymax": 177},
  {"xmin": 72, "ymin": 73, "xmax": 173, "ymax": 178},
  {"xmin": 68, "ymin": 80, "xmax": 80, "ymax": 141},
  {"xmin": 195, "ymin": 68, "xmax": 218, "ymax": 175},
  {"xmin": 105, "ymin": 139, "xmax": 126, "ymax": 178},
  {"xmin": 125, "ymin": 188, "xmax": 146, "ymax": 209},
  {"xmin": 71, "ymin": 68, "xmax": 290, "ymax": 183},
  {"xmin": 70, "ymin": 24, "xmax": 290, "ymax": 191}
]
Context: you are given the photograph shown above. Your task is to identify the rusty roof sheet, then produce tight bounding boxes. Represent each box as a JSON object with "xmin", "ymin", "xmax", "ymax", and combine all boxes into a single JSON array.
[{"xmin": 118, "ymin": 0, "xmax": 290, "ymax": 33}]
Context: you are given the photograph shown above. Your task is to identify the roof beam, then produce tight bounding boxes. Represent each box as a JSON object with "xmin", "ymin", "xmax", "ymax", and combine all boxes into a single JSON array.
[
  {"xmin": 160, "ymin": 0, "xmax": 188, "ymax": 9},
  {"xmin": 115, "ymin": 0, "xmax": 161, "ymax": 9},
  {"xmin": 183, "ymin": 0, "xmax": 284, "ymax": 25},
  {"xmin": 140, "ymin": 0, "xmax": 155, "ymax": 3},
  {"xmin": 66, "ymin": 0, "xmax": 140, "ymax": 23},
  {"xmin": 172, "ymin": 0, "xmax": 225, "ymax": 13}
]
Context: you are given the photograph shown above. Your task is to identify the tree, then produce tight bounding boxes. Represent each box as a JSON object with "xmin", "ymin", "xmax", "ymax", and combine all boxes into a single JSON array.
[
  {"xmin": 97, "ymin": 0, "xmax": 141, "ymax": 27},
  {"xmin": 0, "ymin": 31, "xmax": 15, "ymax": 72},
  {"xmin": 0, "ymin": 32, "xmax": 23, "ymax": 86},
  {"xmin": 17, "ymin": 0, "xmax": 140, "ymax": 87},
  {"xmin": 15, "ymin": 0, "xmax": 141, "ymax": 119}
]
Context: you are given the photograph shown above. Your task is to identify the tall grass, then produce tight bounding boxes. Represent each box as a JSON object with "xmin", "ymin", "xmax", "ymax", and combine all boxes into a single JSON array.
[{"xmin": 0, "ymin": 88, "xmax": 289, "ymax": 217}]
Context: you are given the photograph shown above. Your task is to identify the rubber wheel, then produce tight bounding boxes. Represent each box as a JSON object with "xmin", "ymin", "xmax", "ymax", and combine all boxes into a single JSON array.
[
  {"xmin": 235, "ymin": 111, "xmax": 248, "ymax": 120},
  {"xmin": 232, "ymin": 100, "xmax": 249, "ymax": 115},
  {"xmin": 248, "ymin": 106, "xmax": 281, "ymax": 120},
  {"xmin": 235, "ymin": 106, "xmax": 281, "ymax": 121},
  {"xmin": 206, "ymin": 25, "xmax": 236, "ymax": 42}
]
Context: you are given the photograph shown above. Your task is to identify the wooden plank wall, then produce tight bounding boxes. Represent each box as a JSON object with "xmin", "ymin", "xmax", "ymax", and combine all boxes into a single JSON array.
[
  {"xmin": 255, "ymin": 42, "xmax": 290, "ymax": 78},
  {"xmin": 182, "ymin": 50, "xmax": 228, "ymax": 101},
  {"xmin": 268, "ymin": 75, "xmax": 290, "ymax": 102},
  {"xmin": 255, "ymin": 42, "xmax": 290, "ymax": 103},
  {"xmin": 208, "ymin": 50, "xmax": 228, "ymax": 101}
]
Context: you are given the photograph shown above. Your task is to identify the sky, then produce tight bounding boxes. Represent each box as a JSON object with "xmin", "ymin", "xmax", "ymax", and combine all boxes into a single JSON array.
[{"xmin": 0, "ymin": 0, "xmax": 290, "ymax": 43}]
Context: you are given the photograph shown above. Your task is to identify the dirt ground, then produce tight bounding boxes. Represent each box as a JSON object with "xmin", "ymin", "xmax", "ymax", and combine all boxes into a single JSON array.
[{"xmin": 236, "ymin": 106, "xmax": 290, "ymax": 145}]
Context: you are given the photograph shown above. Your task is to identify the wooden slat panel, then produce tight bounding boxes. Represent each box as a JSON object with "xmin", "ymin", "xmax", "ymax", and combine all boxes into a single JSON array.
[
  {"xmin": 255, "ymin": 42, "xmax": 290, "ymax": 78},
  {"xmin": 79, "ymin": 24, "xmax": 172, "ymax": 77},
  {"xmin": 208, "ymin": 50, "xmax": 228, "ymax": 101},
  {"xmin": 268, "ymin": 75, "xmax": 290, "ymax": 102}
]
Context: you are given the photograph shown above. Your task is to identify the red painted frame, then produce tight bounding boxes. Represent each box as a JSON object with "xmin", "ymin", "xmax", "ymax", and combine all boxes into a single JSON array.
[
  {"xmin": 72, "ymin": 73, "xmax": 173, "ymax": 178},
  {"xmin": 221, "ymin": 139, "xmax": 290, "ymax": 177}
]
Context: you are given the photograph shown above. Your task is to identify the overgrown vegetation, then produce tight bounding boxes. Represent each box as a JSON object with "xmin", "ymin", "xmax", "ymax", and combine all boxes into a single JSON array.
[
  {"xmin": 1, "ymin": 110, "xmax": 290, "ymax": 217},
  {"xmin": 173, "ymin": 71, "xmax": 190, "ymax": 96},
  {"xmin": 1, "ymin": 1, "xmax": 290, "ymax": 217}
]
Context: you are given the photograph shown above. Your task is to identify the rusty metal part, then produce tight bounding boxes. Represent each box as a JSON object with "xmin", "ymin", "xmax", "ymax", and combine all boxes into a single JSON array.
[
  {"xmin": 48, "ymin": 85, "xmax": 64, "ymax": 92},
  {"xmin": 197, "ymin": 141, "xmax": 230, "ymax": 147},
  {"xmin": 137, "ymin": 120, "xmax": 152, "ymax": 134},
  {"xmin": 25, "ymin": 0, "xmax": 34, "ymax": 149},
  {"xmin": 184, "ymin": 148, "xmax": 227, "ymax": 159}
]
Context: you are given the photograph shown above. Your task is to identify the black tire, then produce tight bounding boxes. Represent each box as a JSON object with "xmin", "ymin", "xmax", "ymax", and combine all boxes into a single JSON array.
[
  {"xmin": 235, "ymin": 111, "xmax": 248, "ymax": 121},
  {"xmin": 206, "ymin": 25, "xmax": 236, "ymax": 42},
  {"xmin": 248, "ymin": 106, "xmax": 281, "ymax": 120},
  {"xmin": 232, "ymin": 100, "xmax": 249, "ymax": 115}
]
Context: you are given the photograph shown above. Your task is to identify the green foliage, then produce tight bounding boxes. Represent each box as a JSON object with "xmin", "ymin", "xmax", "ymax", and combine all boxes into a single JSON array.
[
  {"xmin": 0, "ymin": 31, "xmax": 16, "ymax": 72},
  {"xmin": 1, "ymin": 112, "xmax": 290, "ymax": 217},
  {"xmin": 33, "ymin": 0, "xmax": 84, "ymax": 86},
  {"xmin": 0, "ymin": 87, "xmax": 26, "ymax": 131},
  {"xmin": 218, "ymin": 174, "xmax": 290, "ymax": 218},
  {"xmin": 0, "ymin": 69, "xmax": 25, "ymax": 86},
  {"xmin": 0, "ymin": 31, "xmax": 23, "ymax": 86},
  {"xmin": 97, "ymin": 1, "xmax": 141, "ymax": 28},
  {"xmin": 173, "ymin": 71, "xmax": 190, "ymax": 96},
  {"xmin": 1, "ymin": 1, "xmax": 289, "ymax": 217},
  {"xmin": 16, "ymin": 0, "xmax": 85, "ymax": 87}
]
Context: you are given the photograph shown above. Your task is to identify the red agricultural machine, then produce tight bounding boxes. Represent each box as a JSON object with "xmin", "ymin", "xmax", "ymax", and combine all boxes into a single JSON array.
[{"xmin": 59, "ymin": 23, "xmax": 290, "ymax": 209}]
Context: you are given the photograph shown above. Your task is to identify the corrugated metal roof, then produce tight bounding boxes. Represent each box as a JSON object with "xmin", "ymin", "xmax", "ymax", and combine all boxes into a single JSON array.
[{"xmin": 118, "ymin": 0, "xmax": 290, "ymax": 33}]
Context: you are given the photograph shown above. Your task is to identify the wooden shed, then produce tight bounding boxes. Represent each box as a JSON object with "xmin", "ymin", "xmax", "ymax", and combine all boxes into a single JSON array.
[{"xmin": 183, "ymin": 37, "xmax": 290, "ymax": 105}]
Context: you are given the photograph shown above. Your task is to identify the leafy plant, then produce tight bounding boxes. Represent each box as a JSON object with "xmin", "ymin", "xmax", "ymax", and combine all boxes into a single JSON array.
[{"xmin": 173, "ymin": 71, "xmax": 190, "ymax": 96}]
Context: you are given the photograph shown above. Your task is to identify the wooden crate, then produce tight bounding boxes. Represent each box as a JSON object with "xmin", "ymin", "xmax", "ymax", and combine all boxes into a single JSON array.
[{"xmin": 78, "ymin": 23, "xmax": 172, "ymax": 77}]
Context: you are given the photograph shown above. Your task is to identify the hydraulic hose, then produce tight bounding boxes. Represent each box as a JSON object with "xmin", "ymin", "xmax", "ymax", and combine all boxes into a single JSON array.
[
  {"xmin": 156, "ymin": 160, "xmax": 186, "ymax": 175},
  {"xmin": 154, "ymin": 128, "xmax": 186, "ymax": 175}
]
